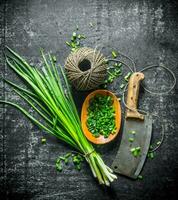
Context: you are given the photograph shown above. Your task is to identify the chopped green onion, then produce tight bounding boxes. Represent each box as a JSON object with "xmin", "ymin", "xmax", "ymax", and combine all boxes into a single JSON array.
[
  {"xmin": 124, "ymin": 72, "xmax": 132, "ymax": 82},
  {"xmin": 65, "ymin": 41, "xmax": 71, "ymax": 46},
  {"xmin": 104, "ymin": 59, "xmax": 109, "ymax": 64},
  {"xmin": 111, "ymin": 51, "xmax": 117, "ymax": 58},
  {"xmin": 59, "ymin": 156, "xmax": 65, "ymax": 161},
  {"xmin": 138, "ymin": 175, "xmax": 143, "ymax": 180},
  {"xmin": 114, "ymin": 63, "xmax": 119, "ymax": 67},
  {"xmin": 130, "ymin": 146, "xmax": 141, "ymax": 157},
  {"xmin": 66, "ymin": 31, "xmax": 86, "ymax": 52},
  {"xmin": 86, "ymin": 94, "xmax": 116, "ymax": 138},
  {"xmin": 130, "ymin": 130, "xmax": 136, "ymax": 135},
  {"xmin": 129, "ymin": 137, "xmax": 134, "ymax": 142},
  {"xmin": 105, "ymin": 61, "xmax": 122, "ymax": 86},
  {"xmin": 71, "ymin": 42, "xmax": 76, "ymax": 48},
  {"xmin": 157, "ymin": 141, "xmax": 161, "ymax": 145},
  {"xmin": 56, "ymin": 159, "xmax": 62, "ymax": 172},
  {"xmin": 41, "ymin": 138, "xmax": 46, "ymax": 144},
  {"xmin": 65, "ymin": 153, "xmax": 72, "ymax": 158},
  {"xmin": 148, "ymin": 152, "xmax": 154, "ymax": 159},
  {"xmin": 77, "ymin": 34, "xmax": 81, "ymax": 39},
  {"xmin": 120, "ymin": 84, "xmax": 125, "ymax": 89},
  {"xmin": 130, "ymin": 148, "xmax": 136, "ymax": 153},
  {"xmin": 52, "ymin": 56, "xmax": 56, "ymax": 62},
  {"xmin": 72, "ymin": 32, "xmax": 77, "ymax": 38},
  {"xmin": 80, "ymin": 34, "xmax": 86, "ymax": 39},
  {"xmin": 76, "ymin": 164, "xmax": 81, "ymax": 170},
  {"xmin": 64, "ymin": 158, "xmax": 69, "ymax": 165},
  {"xmin": 89, "ymin": 22, "xmax": 93, "ymax": 27},
  {"xmin": 71, "ymin": 48, "xmax": 76, "ymax": 52}
]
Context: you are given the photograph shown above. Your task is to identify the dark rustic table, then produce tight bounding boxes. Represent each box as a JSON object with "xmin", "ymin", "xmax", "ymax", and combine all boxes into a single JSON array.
[{"xmin": 0, "ymin": 0, "xmax": 178, "ymax": 199}]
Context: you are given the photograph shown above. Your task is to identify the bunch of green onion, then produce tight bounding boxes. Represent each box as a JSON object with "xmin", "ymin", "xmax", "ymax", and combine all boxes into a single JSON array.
[{"xmin": 0, "ymin": 47, "xmax": 117, "ymax": 186}]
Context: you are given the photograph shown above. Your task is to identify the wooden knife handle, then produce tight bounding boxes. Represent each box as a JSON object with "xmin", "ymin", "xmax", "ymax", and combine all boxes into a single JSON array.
[{"xmin": 125, "ymin": 72, "xmax": 145, "ymax": 120}]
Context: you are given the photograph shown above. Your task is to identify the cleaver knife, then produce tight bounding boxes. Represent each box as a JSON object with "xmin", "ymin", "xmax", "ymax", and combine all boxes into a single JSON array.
[{"xmin": 111, "ymin": 72, "xmax": 152, "ymax": 179}]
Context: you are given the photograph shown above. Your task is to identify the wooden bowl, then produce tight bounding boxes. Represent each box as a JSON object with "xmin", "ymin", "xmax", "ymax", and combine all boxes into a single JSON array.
[{"xmin": 81, "ymin": 90, "xmax": 121, "ymax": 144}]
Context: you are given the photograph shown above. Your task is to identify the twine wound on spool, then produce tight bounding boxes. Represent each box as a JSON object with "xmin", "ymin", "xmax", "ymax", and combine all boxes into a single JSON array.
[{"xmin": 65, "ymin": 47, "xmax": 107, "ymax": 90}]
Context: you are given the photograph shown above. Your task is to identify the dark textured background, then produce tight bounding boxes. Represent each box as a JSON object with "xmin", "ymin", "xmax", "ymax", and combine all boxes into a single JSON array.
[{"xmin": 0, "ymin": 0, "xmax": 178, "ymax": 199}]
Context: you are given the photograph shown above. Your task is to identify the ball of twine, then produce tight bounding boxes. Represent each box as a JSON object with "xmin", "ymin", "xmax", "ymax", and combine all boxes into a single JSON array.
[{"xmin": 65, "ymin": 47, "xmax": 107, "ymax": 90}]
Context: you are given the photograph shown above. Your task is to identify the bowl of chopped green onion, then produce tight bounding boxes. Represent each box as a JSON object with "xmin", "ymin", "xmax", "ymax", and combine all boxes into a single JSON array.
[{"xmin": 81, "ymin": 90, "xmax": 121, "ymax": 144}]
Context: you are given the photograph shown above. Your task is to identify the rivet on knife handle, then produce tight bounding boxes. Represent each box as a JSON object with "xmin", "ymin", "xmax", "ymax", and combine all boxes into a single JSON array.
[{"xmin": 125, "ymin": 72, "xmax": 145, "ymax": 120}]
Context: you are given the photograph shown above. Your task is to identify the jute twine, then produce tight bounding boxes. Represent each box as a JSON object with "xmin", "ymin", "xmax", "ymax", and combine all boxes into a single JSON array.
[{"xmin": 65, "ymin": 47, "xmax": 107, "ymax": 90}]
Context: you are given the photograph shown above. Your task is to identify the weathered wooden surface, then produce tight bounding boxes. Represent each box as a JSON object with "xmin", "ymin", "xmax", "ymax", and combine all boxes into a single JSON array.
[{"xmin": 0, "ymin": 0, "xmax": 178, "ymax": 199}]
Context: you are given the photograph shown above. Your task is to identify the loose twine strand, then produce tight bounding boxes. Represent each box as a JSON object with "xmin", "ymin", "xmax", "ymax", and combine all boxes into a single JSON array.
[{"xmin": 108, "ymin": 52, "xmax": 176, "ymax": 152}]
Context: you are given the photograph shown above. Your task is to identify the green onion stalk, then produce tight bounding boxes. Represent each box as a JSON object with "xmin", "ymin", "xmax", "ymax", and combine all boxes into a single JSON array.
[{"xmin": 0, "ymin": 47, "xmax": 117, "ymax": 186}]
